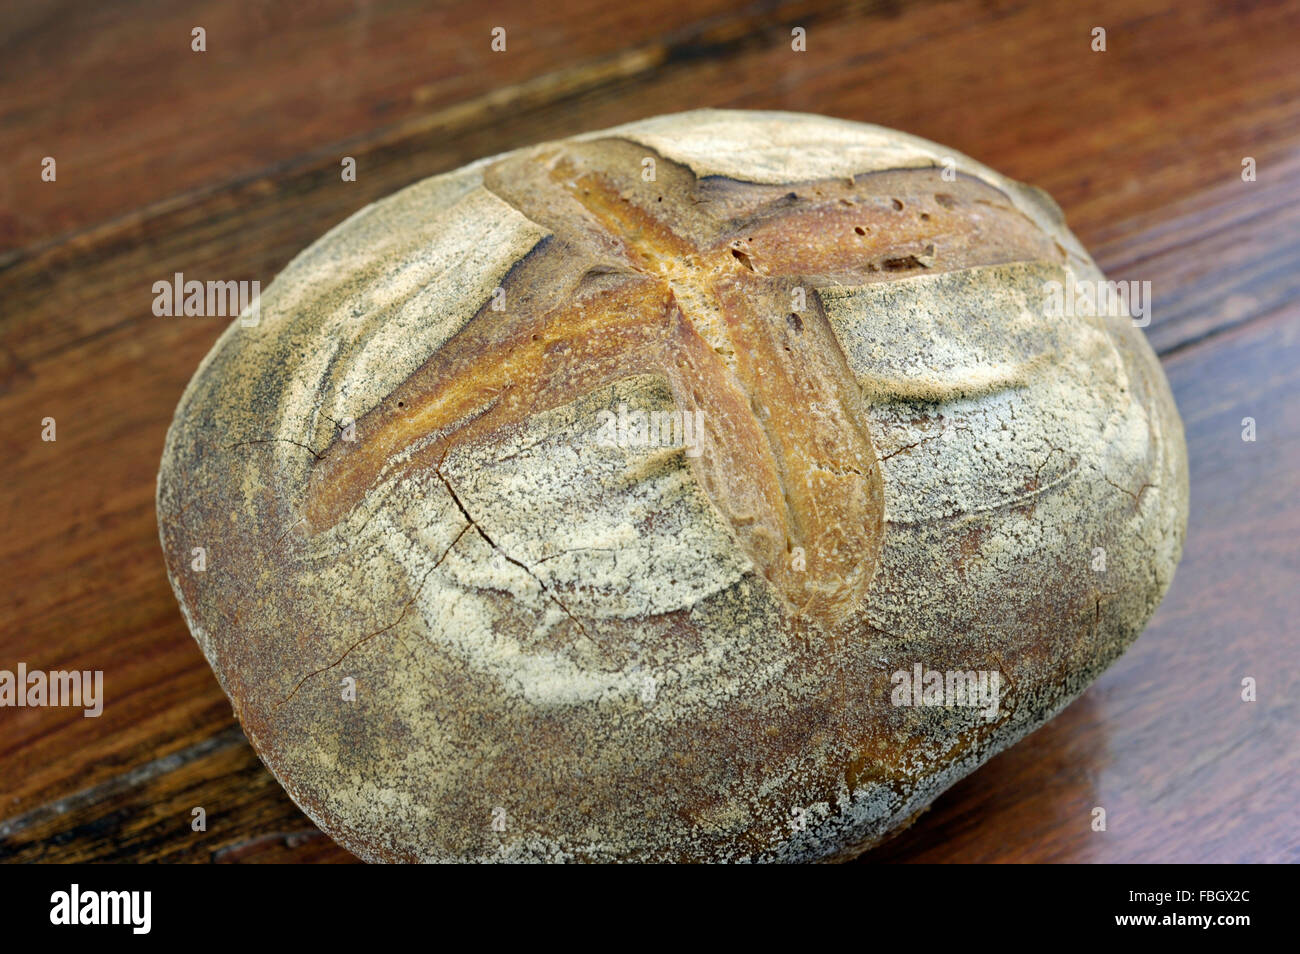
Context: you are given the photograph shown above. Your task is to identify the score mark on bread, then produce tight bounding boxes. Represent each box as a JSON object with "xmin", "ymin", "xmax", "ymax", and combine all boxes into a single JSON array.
[{"xmin": 304, "ymin": 138, "xmax": 1061, "ymax": 628}]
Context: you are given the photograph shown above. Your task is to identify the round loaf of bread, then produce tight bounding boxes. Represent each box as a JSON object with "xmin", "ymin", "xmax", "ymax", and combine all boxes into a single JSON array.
[{"xmin": 157, "ymin": 109, "xmax": 1188, "ymax": 862}]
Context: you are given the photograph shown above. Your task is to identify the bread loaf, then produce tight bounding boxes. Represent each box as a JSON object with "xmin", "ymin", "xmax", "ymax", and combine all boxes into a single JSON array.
[{"xmin": 157, "ymin": 109, "xmax": 1188, "ymax": 862}]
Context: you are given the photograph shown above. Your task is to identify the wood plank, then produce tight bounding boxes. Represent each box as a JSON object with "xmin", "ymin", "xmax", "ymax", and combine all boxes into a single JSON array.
[
  {"xmin": 2, "ymin": 0, "xmax": 852, "ymax": 254},
  {"xmin": 1091, "ymin": 153, "xmax": 1300, "ymax": 356},
  {"xmin": 0, "ymin": 728, "xmax": 356, "ymax": 862}
]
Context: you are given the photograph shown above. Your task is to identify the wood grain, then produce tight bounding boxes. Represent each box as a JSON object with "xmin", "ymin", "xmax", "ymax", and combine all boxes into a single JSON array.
[{"xmin": 1, "ymin": 0, "xmax": 1296, "ymax": 863}]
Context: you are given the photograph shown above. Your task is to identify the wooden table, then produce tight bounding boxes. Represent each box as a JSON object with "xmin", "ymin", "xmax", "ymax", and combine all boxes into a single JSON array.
[{"xmin": 1, "ymin": 0, "xmax": 1296, "ymax": 863}]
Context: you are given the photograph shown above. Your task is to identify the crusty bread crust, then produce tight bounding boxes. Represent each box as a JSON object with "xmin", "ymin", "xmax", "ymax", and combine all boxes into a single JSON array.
[{"xmin": 157, "ymin": 110, "xmax": 1187, "ymax": 862}]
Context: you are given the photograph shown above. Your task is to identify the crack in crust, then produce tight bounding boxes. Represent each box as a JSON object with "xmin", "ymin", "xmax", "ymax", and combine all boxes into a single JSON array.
[
  {"xmin": 432, "ymin": 459, "xmax": 592, "ymax": 637},
  {"xmin": 301, "ymin": 139, "xmax": 1063, "ymax": 629}
]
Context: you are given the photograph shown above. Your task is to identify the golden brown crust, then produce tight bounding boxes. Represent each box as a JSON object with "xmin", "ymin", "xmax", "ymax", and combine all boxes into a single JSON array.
[
  {"xmin": 304, "ymin": 144, "xmax": 1059, "ymax": 627},
  {"xmin": 157, "ymin": 110, "xmax": 1187, "ymax": 863}
]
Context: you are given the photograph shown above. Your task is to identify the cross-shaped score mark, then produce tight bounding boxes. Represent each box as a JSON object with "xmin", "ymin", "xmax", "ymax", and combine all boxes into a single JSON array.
[{"xmin": 303, "ymin": 139, "xmax": 1061, "ymax": 630}]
